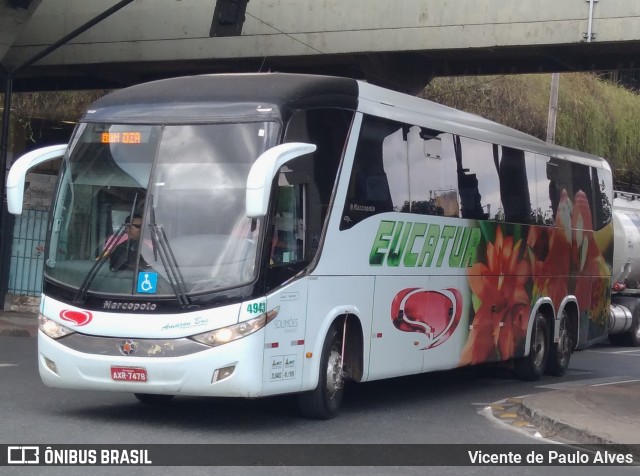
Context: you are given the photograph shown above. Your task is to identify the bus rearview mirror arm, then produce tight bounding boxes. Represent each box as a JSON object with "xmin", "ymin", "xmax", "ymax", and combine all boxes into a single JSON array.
[
  {"xmin": 246, "ymin": 142, "xmax": 317, "ymax": 218},
  {"xmin": 6, "ymin": 144, "xmax": 67, "ymax": 215}
]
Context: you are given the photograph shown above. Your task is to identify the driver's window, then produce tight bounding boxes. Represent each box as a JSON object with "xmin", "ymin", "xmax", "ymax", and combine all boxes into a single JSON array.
[{"xmin": 270, "ymin": 179, "xmax": 305, "ymax": 266}]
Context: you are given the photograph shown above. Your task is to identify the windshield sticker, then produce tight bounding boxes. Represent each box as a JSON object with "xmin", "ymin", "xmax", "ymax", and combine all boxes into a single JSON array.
[
  {"xmin": 369, "ymin": 220, "xmax": 481, "ymax": 268},
  {"xmin": 137, "ymin": 272, "xmax": 158, "ymax": 294}
]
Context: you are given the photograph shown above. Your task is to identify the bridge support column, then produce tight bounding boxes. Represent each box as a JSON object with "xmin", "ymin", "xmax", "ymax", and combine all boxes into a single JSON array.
[{"xmin": 0, "ymin": 77, "xmax": 14, "ymax": 307}]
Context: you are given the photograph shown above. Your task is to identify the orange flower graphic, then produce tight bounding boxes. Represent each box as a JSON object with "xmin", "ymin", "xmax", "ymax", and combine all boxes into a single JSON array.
[
  {"xmin": 461, "ymin": 226, "xmax": 530, "ymax": 365},
  {"xmin": 527, "ymin": 191, "xmax": 573, "ymax": 311},
  {"xmin": 571, "ymin": 190, "xmax": 609, "ymax": 314}
]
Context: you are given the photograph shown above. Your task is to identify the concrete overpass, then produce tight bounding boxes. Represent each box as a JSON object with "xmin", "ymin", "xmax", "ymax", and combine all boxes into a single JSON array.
[{"xmin": 2, "ymin": 0, "xmax": 640, "ymax": 92}]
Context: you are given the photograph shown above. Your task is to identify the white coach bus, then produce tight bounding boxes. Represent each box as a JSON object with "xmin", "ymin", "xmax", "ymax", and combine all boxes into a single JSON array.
[{"xmin": 7, "ymin": 74, "xmax": 613, "ymax": 419}]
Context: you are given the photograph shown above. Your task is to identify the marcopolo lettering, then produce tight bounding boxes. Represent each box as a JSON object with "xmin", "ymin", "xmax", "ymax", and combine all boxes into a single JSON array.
[
  {"xmin": 103, "ymin": 300, "xmax": 157, "ymax": 311},
  {"xmin": 369, "ymin": 220, "xmax": 481, "ymax": 268}
]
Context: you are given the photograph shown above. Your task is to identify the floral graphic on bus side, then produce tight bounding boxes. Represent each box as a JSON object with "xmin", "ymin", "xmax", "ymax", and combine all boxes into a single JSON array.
[
  {"xmin": 460, "ymin": 226, "xmax": 530, "ymax": 365},
  {"xmin": 390, "ymin": 288, "xmax": 463, "ymax": 349},
  {"xmin": 461, "ymin": 188, "xmax": 613, "ymax": 365}
]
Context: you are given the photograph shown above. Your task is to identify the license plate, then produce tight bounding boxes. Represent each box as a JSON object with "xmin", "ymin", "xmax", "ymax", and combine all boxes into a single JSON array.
[{"xmin": 111, "ymin": 366, "xmax": 147, "ymax": 382}]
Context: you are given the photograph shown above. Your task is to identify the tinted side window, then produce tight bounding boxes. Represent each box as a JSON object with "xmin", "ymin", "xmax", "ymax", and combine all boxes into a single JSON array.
[
  {"xmin": 341, "ymin": 115, "xmax": 407, "ymax": 230},
  {"xmin": 453, "ymin": 136, "xmax": 501, "ymax": 220},
  {"xmin": 533, "ymin": 155, "xmax": 555, "ymax": 225},
  {"xmin": 545, "ymin": 157, "xmax": 572, "ymax": 225},
  {"xmin": 592, "ymin": 167, "xmax": 612, "ymax": 230},
  {"xmin": 408, "ymin": 129, "xmax": 459, "ymax": 217},
  {"xmin": 498, "ymin": 147, "xmax": 533, "ymax": 224}
]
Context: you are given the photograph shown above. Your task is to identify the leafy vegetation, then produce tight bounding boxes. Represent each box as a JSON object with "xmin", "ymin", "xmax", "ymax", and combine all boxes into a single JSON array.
[
  {"xmin": 8, "ymin": 90, "xmax": 109, "ymax": 122},
  {"xmin": 1, "ymin": 90, "xmax": 108, "ymax": 147}
]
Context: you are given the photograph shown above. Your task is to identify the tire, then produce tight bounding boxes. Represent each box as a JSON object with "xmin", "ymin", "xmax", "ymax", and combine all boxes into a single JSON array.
[
  {"xmin": 546, "ymin": 311, "xmax": 572, "ymax": 376},
  {"xmin": 298, "ymin": 326, "xmax": 345, "ymax": 419},
  {"xmin": 608, "ymin": 333, "xmax": 627, "ymax": 346},
  {"xmin": 622, "ymin": 309, "xmax": 640, "ymax": 347},
  {"xmin": 629, "ymin": 312, "xmax": 640, "ymax": 347},
  {"xmin": 134, "ymin": 393, "xmax": 174, "ymax": 405},
  {"xmin": 514, "ymin": 313, "xmax": 549, "ymax": 381}
]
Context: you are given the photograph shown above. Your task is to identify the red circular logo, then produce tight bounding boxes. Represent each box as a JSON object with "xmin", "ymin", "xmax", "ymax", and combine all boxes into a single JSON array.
[
  {"xmin": 59, "ymin": 310, "xmax": 93, "ymax": 326},
  {"xmin": 390, "ymin": 287, "xmax": 463, "ymax": 350}
]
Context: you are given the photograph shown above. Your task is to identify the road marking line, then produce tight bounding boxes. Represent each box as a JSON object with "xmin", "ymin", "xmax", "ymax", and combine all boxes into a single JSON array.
[
  {"xmin": 590, "ymin": 378, "xmax": 640, "ymax": 387},
  {"xmin": 586, "ymin": 349, "xmax": 640, "ymax": 355},
  {"xmin": 0, "ymin": 364, "xmax": 17, "ymax": 368},
  {"xmin": 565, "ymin": 370, "xmax": 592, "ymax": 376},
  {"xmin": 536, "ymin": 376, "xmax": 632, "ymax": 389}
]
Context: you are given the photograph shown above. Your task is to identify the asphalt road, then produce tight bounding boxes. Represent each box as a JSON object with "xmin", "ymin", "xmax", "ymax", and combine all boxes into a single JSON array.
[{"xmin": 1, "ymin": 335, "xmax": 639, "ymax": 476}]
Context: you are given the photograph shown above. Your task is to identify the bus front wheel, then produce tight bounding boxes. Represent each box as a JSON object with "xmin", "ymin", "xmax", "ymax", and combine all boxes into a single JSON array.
[
  {"xmin": 298, "ymin": 326, "xmax": 345, "ymax": 419},
  {"xmin": 513, "ymin": 313, "xmax": 549, "ymax": 381}
]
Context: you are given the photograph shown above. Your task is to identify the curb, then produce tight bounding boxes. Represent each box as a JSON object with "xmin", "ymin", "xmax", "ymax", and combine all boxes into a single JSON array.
[{"xmin": 518, "ymin": 398, "xmax": 640, "ymax": 459}]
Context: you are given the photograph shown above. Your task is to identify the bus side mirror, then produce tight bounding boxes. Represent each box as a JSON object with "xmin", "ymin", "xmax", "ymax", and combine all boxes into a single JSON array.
[
  {"xmin": 6, "ymin": 144, "xmax": 67, "ymax": 215},
  {"xmin": 246, "ymin": 142, "xmax": 316, "ymax": 218}
]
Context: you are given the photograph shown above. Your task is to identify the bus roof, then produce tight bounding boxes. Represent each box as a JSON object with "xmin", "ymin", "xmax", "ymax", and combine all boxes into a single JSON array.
[
  {"xmin": 84, "ymin": 73, "xmax": 358, "ymax": 123},
  {"xmin": 83, "ymin": 73, "xmax": 609, "ymax": 171}
]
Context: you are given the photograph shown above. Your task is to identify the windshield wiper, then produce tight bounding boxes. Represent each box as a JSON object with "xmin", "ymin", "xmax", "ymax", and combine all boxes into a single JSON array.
[
  {"xmin": 74, "ymin": 195, "xmax": 138, "ymax": 304},
  {"xmin": 147, "ymin": 196, "xmax": 197, "ymax": 311}
]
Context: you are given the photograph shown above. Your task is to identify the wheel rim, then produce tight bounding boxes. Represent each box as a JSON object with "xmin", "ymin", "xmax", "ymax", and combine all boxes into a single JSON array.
[
  {"xmin": 634, "ymin": 317, "xmax": 640, "ymax": 342},
  {"xmin": 532, "ymin": 320, "xmax": 546, "ymax": 368},
  {"xmin": 325, "ymin": 347, "xmax": 344, "ymax": 400},
  {"xmin": 557, "ymin": 316, "xmax": 571, "ymax": 364}
]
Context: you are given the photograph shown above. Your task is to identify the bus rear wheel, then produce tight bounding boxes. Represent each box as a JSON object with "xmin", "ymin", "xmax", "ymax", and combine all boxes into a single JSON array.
[
  {"xmin": 546, "ymin": 311, "xmax": 572, "ymax": 376},
  {"xmin": 298, "ymin": 326, "xmax": 345, "ymax": 419},
  {"xmin": 514, "ymin": 313, "xmax": 548, "ymax": 381}
]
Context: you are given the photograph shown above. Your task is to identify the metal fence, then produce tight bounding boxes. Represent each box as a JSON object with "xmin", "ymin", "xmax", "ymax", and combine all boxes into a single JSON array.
[{"xmin": 8, "ymin": 208, "xmax": 49, "ymax": 296}]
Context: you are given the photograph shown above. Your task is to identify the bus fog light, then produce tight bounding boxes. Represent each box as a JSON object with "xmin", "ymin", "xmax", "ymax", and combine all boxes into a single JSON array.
[
  {"xmin": 44, "ymin": 356, "xmax": 59, "ymax": 375},
  {"xmin": 212, "ymin": 365, "xmax": 236, "ymax": 383}
]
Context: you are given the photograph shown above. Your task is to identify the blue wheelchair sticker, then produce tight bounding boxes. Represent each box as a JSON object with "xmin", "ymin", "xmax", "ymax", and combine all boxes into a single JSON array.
[{"xmin": 137, "ymin": 272, "xmax": 158, "ymax": 294}]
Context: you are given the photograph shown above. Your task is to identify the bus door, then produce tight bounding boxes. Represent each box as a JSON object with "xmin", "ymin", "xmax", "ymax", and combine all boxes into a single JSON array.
[{"xmin": 261, "ymin": 174, "xmax": 309, "ymax": 396}]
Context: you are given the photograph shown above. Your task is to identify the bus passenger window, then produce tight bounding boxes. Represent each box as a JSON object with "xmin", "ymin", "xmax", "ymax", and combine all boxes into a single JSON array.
[
  {"xmin": 341, "ymin": 115, "xmax": 408, "ymax": 230},
  {"xmin": 498, "ymin": 147, "xmax": 532, "ymax": 224},
  {"xmin": 453, "ymin": 136, "xmax": 501, "ymax": 221},
  {"xmin": 408, "ymin": 129, "xmax": 459, "ymax": 217}
]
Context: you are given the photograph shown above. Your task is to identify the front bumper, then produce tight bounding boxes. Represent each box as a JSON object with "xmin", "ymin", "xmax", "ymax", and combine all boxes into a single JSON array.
[{"xmin": 37, "ymin": 329, "xmax": 266, "ymax": 397}]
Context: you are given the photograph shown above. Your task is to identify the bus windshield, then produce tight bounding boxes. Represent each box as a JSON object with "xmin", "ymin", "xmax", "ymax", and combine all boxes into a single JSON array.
[{"xmin": 45, "ymin": 121, "xmax": 278, "ymax": 297}]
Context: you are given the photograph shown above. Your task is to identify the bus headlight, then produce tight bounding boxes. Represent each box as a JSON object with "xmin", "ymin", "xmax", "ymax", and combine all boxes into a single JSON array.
[
  {"xmin": 191, "ymin": 307, "xmax": 279, "ymax": 347},
  {"xmin": 38, "ymin": 314, "xmax": 76, "ymax": 339}
]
